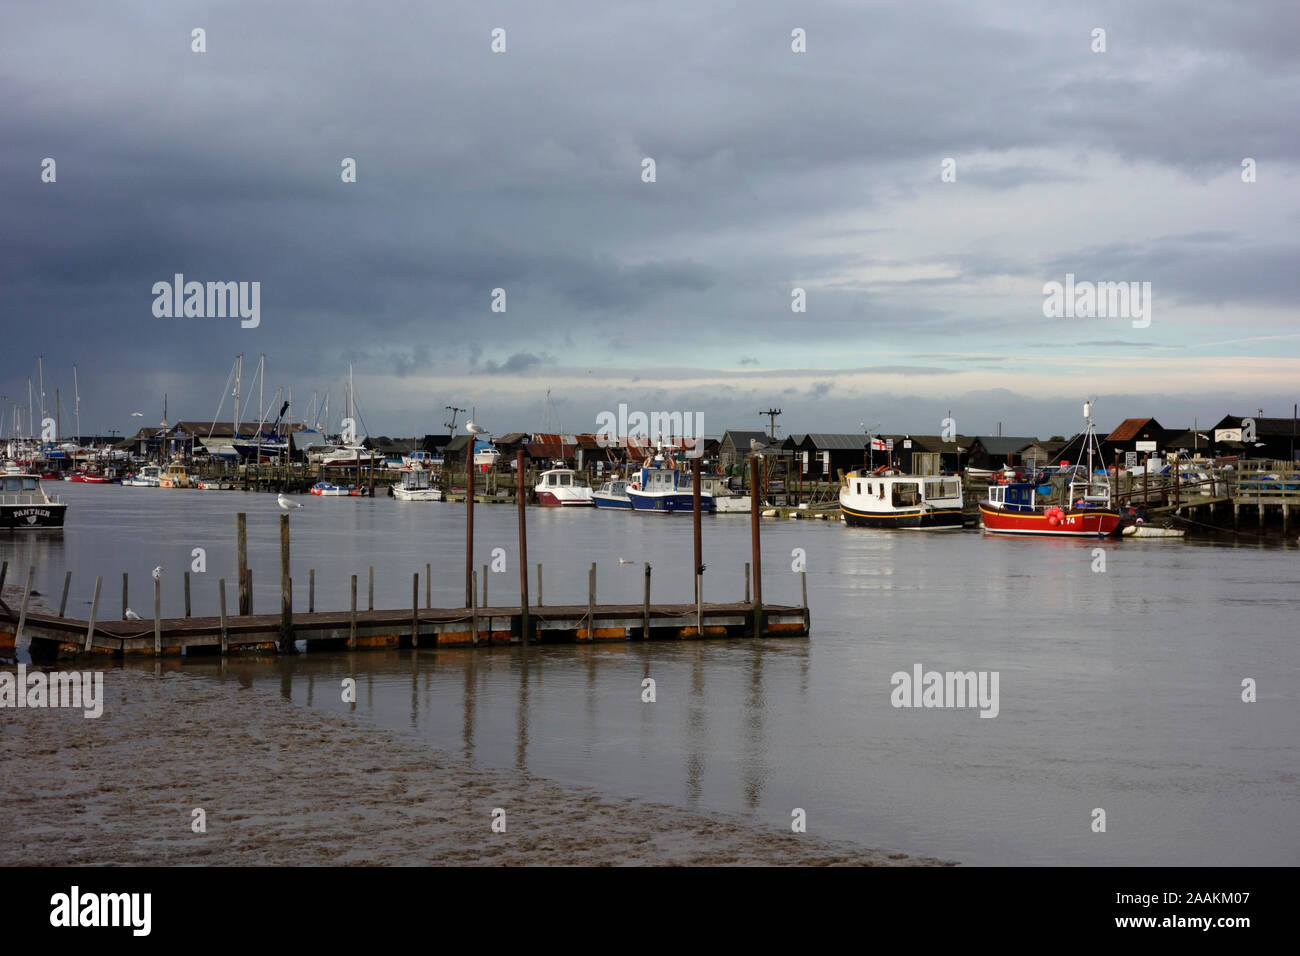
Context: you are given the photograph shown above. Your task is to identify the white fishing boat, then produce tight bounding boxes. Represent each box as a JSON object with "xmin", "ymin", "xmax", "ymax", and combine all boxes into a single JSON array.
[
  {"xmin": 122, "ymin": 464, "xmax": 161, "ymax": 487},
  {"xmin": 2, "ymin": 462, "xmax": 67, "ymax": 530},
  {"xmin": 534, "ymin": 468, "xmax": 593, "ymax": 506},
  {"xmin": 401, "ymin": 450, "xmax": 438, "ymax": 470},
  {"xmin": 592, "ymin": 478, "xmax": 632, "ymax": 509},
  {"xmin": 392, "ymin": 470, "xmax": 443, "ymax": 501},
  {"xmin": 701, "ymin": 473, "xmax": 750, "ymax": 513}
]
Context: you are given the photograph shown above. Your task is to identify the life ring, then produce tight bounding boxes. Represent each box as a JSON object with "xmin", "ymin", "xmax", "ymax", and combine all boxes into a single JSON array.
[{"xmin": 630, "ymin": 479, "xmax": 640, "ymax": 491}]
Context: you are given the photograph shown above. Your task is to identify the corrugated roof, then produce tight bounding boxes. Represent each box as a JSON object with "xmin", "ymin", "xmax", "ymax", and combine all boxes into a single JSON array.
[
  {"xmin": 722, "ymin": 430, "xmax": 770, "ymax": 447},
  {"xmin": 800, "ymin": 433, "xmax": 870, "ymax": 451},
  {"xmin": 1106, "ymin": 418, "xmax": 1162, "ymax": 441}
]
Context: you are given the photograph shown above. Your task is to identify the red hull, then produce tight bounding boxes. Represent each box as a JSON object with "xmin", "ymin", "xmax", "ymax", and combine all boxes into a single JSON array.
[{"xmin": 979, "ymin": 505, "xmax": 1122, "ymax": 537}]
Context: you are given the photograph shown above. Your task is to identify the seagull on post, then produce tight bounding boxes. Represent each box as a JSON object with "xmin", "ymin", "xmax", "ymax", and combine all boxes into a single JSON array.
[
  {"xmin": 277, "ymin": 493, "xmax": 302, "ymax": 511},
  {"xmin": 152, "ymin": 566, "xmax": 162, "ymax": 582},
  {"xmin": 750, "ymin": 438, "xmax": 767, "ymax": 456}
]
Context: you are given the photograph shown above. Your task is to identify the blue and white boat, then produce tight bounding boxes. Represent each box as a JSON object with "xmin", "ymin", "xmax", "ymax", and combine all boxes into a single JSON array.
[
  {"xmin": 627, "ymin": 457, "xmax": 713, "ymax": 513},
  {"xmin": 592, "ymin": 478, "xmax": 633, "ymax": 510}
]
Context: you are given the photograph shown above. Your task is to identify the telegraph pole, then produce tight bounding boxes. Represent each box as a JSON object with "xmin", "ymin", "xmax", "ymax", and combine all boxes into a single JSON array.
[{"xmin": 759, "ymin": 408, "xmax": 782, "ymax": 441}]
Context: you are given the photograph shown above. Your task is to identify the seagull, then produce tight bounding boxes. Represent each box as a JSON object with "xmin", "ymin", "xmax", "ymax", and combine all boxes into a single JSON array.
[
  {"xmin": 618, "ymin": 557, "xmax": 632, "ymax": 564},
  {"xmin": 277, "ymin": 493, "xmax": 302, "ymax": 510},
  {"xmin": 151, "ymin": 566, "xmax": 162, "ymax": 581},
  {"xmin": 465, "ymin": 420, "xmax": 489, "ymax": 436},
  {"xmin": 130, "ymin": 412, "xmax": 143, "ymax": 417},
  {"xmin": 124, "ymin": 608, "xmax": 141, "ymax": 620},
  {"xmin": 750, "ymin": 438, "xmax": 767, "ymax": 455}
]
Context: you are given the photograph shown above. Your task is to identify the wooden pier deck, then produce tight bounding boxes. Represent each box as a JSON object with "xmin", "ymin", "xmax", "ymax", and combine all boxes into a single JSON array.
[{"xmin": 3, "ymin": 601, "xmax": 809, "ymax": 660}]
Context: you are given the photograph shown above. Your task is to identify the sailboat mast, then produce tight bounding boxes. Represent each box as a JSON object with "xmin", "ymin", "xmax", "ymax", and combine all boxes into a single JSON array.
[
  {"xmin": 38, "ymin": 356, "xmax": 46, "ymax": 435},
  {"xmin": 74, "ymin": 364, "xmax": 81, "ymax": 445},
  {"xmin": 234, "ymin": 354, "xmax": 242, "ymax": 436}
]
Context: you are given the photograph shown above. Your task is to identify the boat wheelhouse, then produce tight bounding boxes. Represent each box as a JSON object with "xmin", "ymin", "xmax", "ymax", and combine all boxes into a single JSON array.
[
  {"xmin": 839, "ymin": 470, "xmax": 963, "ymax": 529},
  {"xmin": 700, "ymin": 473, "xmax": 750, "ymax": 513},
  {"xmin": 1, "ymin": 464, "xmax": 67, "ymax": 531},
  {"xmin": 592, "ymin": 479, "xmax": 632, "ymax": 509},
  {"xmin": 123, "ymin": 465, "xmax": 161, "ymax": 487},
  {"xmin": 392, "ymin": 470, "xmax": 443, "ymax": 501},
  {"xmin": 401, "ymin": 450, "xmax": 437, "ymax": 470},
  {"xmin": 534, "ymin": 468, "xmax": 593, "ymax": 506},
  {"xmin": 158, "ymin": 463, "xmax": 192, "ymax": 488}
]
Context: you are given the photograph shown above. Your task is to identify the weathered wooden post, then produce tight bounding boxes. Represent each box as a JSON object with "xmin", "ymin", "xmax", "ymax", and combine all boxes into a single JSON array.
[
  {"xmin": 349, "ymin": 574, "xmax": 358, "ymax": 650},
  {"xmin": 237, "ymin": 512, "xmax": 250, "ymax": 615},
  {"xmin": 247, "ymin": 569, "xmax": 253, "ymax": 614},
  {"xmin": 153, "ymin": 574, "xmax": 162, "ymax": 656},
  {"xmin": 218, "ymin": 578, "xmax": 228, "ymax": 655},
  {"xmin": 279, "ymin": 514, "xmax": 294, "ymax": 652},
  {"xmin": 801, "ymin": 569, "xmax": 808, "ymax": 608},
  {"xmin": 537, "ymin": 563, "xmax": 543, "ymax": 606},
  {"xmin": 122, "ymin": 571, "xmax": 129, "ymax": 620},
  {"xmin": 411, "ymin": 572, "xmax": 420, "ymax": 648},
  {"xmin": 471, "ymin": 569, "xmax": 479, "ymax": 645},
  {"xmin": 57, "ymin": 570, "xmax": 72, "ymax": 618},
  {"xmin": 692, "ymin": 456, "xmax": 703, "ymax": 634},
  {"xmin": 368, "ymin": 565, "xmax": 374, "ymax": 611},
  {"xmin": 308, "ymin": 569, "xmax": 315, "ymax": 613},
  {"xmin": 587, "ymin": 562, "xmax": 597, "ymax": 639},
  {"xmin": 15, "ymin": 567, "xmax": 34, "ymax": 646},
  {"xmin": 183, "ymin": 571, "xmax": 192, "ymax": 618},
  {"xmin": 750, "ymin": 454, "xmax": 764, "ymax": 637},
  {"xmin": 517, "ymin": 449, "xmax": 530, "ymax": 644},
  {"xmin": 482, "ymin": 563, "xmax": 488, "ymax": 608},
  {"xmin": 84, "ymin": 576, "xmax": 102, "ymax": 654},
  {"xmin": 425, "ymin": 563, "xmax": 431, "ymax": 609},
  {"xmin": 465, "ymin": 442, "xmax": 475, "ymax": 608},
  {"xmin": 744, "ymin": 562, "xmax": 751, "ymax": 604},
  {"xmin": 642, "ymin": 563, "xmax": 651, "ymax": 640}
]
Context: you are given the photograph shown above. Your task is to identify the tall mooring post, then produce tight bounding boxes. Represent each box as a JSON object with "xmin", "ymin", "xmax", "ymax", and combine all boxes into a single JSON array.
[
  {"xmin": 516, "ymin": 449, "xmax": 530, "ymax": 644},
  {"xmin": 692, "ymin": 455, "xmax": 703, "ymax": 633},
  {"xmin": 279, "ymin": 513, "xmax": 295, "ymax": 653},
  {"xmin": 750, "ymin": 454, "xmax": 764, "ymax": 637},
  {"xmin": 465, "ymin": 442, "xmax": 475, "ymax": 608},
  {"xmin": 237, "ymin": 512, "xmax": 250, "ymax": 615}
]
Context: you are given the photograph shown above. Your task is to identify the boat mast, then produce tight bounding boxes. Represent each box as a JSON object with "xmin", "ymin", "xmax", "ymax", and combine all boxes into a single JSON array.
[
  {"xmin": 233, "ymin": 354, "xmax": 242, "ymax": 437},
  {"xmin": 257, "ymin": 353, "xmax": 265, "ymax": 462},
  {"xmin": 38, "ymin": 356, "xmax": 46, "ymax": 438},
  {"xmin": 73, "ymin": 364, "xmax": 81, "ymax": 445}
]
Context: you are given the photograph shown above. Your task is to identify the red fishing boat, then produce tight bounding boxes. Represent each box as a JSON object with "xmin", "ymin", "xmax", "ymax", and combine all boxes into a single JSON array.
[{"xmin": 979, "ymin": 401, "xmax": 1124, "ymax": 539}]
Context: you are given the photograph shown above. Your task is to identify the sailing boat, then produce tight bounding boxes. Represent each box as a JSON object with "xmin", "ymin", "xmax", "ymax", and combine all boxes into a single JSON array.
[{"xmin": 978, "ymin": 401, "xmax": 1124, "ymax": 538}]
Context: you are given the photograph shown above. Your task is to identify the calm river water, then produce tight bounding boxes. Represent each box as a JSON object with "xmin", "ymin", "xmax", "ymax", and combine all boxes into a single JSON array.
[{"xmin": 5, "ymin": 482, "xmax": 1298, "ymax": 865}]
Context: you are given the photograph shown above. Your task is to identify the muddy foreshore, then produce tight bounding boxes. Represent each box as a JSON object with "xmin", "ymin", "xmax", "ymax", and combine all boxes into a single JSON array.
[{"xmin": 0, "ymin": 666, "xmax": 953, "ymax": 866}]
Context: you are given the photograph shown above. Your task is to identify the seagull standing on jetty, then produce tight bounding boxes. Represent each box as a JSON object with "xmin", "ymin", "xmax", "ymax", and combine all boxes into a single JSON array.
[
  {"xmin": 277, "ymin": 493, "xmax": 302, "ymax": 511},
  {"xmin": 124, "ymin": 608, "xmax": 141, "ymax": 620}
]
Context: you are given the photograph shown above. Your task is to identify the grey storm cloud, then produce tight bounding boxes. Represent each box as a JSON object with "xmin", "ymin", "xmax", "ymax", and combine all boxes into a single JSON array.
[{"xmin": 0, "ymin": 0, "xmax": 1296, "ymax": 438}]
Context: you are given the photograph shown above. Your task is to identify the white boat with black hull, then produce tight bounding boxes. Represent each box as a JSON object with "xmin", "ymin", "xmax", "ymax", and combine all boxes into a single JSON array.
[
  {"xmin": 1, "ymin": 463, "xmax": 67, "ymax": 531},
  {"xmin": 839, "ymin": 469, "xmax": 963, "ymax": 529}
]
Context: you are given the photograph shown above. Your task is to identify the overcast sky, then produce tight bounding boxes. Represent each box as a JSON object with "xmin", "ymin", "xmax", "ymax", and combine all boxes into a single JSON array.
[{"xmin": 2, "ymin": 0, "xmax": 1297, "ymax": 441}]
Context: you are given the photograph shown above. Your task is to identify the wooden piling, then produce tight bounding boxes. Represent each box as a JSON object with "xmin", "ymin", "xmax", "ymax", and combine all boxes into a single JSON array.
[
  {"xmin": 280, "ymin": 514, "xmax": 294, "ymax": 652},
  {"xmin": 801, "ymin": 569, "xmax": 808, "ymax": 608},
  {"xmin": 58, "ymin": 571, "xmax": 71, "ymax": 618},
  {"xmin": 642, "ymin": 563, "xmax": 651, "ymax": 639},
  {"xmin": 750, "ymin": 454, "xmax": 764, "ymax": 637},
  {"xmin": 218, "ymin": 578, "xmax": 228, "ymax": 655},
  {"xmin": 309, "ymin": 569, "xmax": 315, "ymax": 613},
  {"xmin": 744, "ymin": 562, "xmax": 751, "ymax": 604},
  {"xmin": 349, "ymin": 575, "xmax": 358, "ymax": 649},
  {"xmin": 465, "ymin": 444, "xmax": 475, "ymax": 608},
  {"xmin": 15, "ymin": 567, "xmax": 34, "ymax": 646},
  {"xmin": 411, "ymin": 572, "xmax": 420, "ymax": 648},
  {"xmin": 183, "ymin": 571, "xmax": 192, "ymax": 618},
  {"xmin": 237, "ymin": 512, "xmax": 249, "ymax": 615},
  {"xmin": 247, "ymin": 569, "xmax": 253, "ymax": 614},
  {"xmin": 471, "ymin": 569, "xmax": 479, "ymax": 645},
  {"xmin": 425, "ymin": 563, "xmax": 431, "ymax": 609},
  {"xmin": 0, "ymin": 560, "xmax": 7, "ymax": 596},
  {"xmin": 537, "ymin": 563, "xmax": 543, "ymax": 606},
  {"xmin": 587, "ymin": 562, "xmax": 597, "ymax": 637},
  {"xmin": 83, "ymin": 576, "xmax": 102, "ymax": 653},
  {"xmin": 368, "ymin": 565, "xmax": 374, "ymax": 611},
  {"xmin": 482, "ymin": 563, "xmax": 488, "ymax": 608},
  {"xmin": 517, "ymin": 449, "xmax": 530, "ymax": 644},
  {"xmin": 122, "ymin": 571, "xmax": 128, "ymax": 620},
  {"xmin": 153, "ymin": 576, "xmax": 162, "ymax": 655},
  {"xmin": 693, "ymin": 456, "xmax": 703, "ymax": 634}
]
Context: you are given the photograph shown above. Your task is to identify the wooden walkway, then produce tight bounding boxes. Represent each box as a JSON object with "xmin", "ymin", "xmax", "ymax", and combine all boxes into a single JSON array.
[{"xmin": 2, "ymin": 601, "xmax": 810, "ymax": 660}]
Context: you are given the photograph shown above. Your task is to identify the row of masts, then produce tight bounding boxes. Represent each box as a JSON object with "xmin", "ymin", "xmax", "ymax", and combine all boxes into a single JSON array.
[{"xmin": 3, "ymin": 356, "xmax": 80, "ymax": 446}]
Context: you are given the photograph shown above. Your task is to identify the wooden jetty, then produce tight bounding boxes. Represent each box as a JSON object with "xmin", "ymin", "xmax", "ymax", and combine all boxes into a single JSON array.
[
  {"xmin": 1, "ymin": 453, "xmax": 810, "ymax": 661},
  {"xmin": 2, "ymin": 601, "xmax": 808, "ymax": 660}
]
